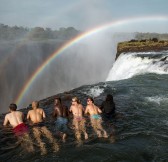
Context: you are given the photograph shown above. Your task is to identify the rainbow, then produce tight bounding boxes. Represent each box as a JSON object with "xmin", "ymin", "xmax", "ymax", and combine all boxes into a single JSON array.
[{"xmin": 15, "ymin": 16, "xmax": 168, "ymax": 106}]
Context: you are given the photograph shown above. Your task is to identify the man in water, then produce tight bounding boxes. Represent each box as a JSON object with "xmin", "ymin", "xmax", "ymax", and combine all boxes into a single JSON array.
[
  {"xmin": 100, "ymin": 94, "xmax": 116, "ymax": 119},
  {"xmin": 27, "ymin": 101, "xmax": 59, "ymax": 155},
  {"xmin": 69, "ymin": 96, "xmax": 88, "ymax": 141},
  {"xmin": 85, "ymin": 97, "xmax": 108, "ymax": 138},
  {"xmin": 3, "ymin": 103, "xmax": 34, "ymax": 152},
  {"xmin": 52, "ymin": 97, "xmax": 69, "ymax": 141}
]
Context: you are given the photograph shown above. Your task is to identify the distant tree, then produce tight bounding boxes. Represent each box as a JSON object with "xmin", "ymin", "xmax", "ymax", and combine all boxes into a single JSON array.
[
  {"xmin": 135, "ymin": 32, "xmax": 168, "ymax": 41},
  {"xmin": 29, "ymin": 27, "xmax": 45, "ymax": 39},
  {"xmin": 0, "ymin": 24, "xmax": 80, "ymax": 40},
  {"xmin": 45, "ymin": 28, "xmax": 53, "ymax": 38},
  {"xmin": 152, "ymin": 38, "xmax": 158, "ymax": 42},
  {"xmin": 129, "ymin": 39, "xmax": 138, "ymax": 42},
  {"xmin": 140, "ymin": 39, "xmax": 147, "ymax": 42}
]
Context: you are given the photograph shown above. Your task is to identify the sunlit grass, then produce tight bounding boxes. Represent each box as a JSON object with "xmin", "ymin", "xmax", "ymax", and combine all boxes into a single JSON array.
[{"xmin": 116, "ymin": 40, "xmax": 168, "ymax": 59}]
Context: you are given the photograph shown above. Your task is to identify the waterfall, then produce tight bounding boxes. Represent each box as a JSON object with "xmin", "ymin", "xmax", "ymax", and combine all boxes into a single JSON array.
[{"xmin": 106, "ymin": 51, "xmax": 168, "ymax": 81}]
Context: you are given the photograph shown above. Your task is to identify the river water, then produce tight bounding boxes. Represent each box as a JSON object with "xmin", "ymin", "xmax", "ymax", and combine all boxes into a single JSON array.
[{"xmin": 0, "ymin": 51, "xmax": 168, "ymax": 162}]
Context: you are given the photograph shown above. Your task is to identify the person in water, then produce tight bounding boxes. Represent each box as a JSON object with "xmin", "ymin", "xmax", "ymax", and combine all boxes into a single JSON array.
[
  {"xmin": 85, "ymin": 97, "xmax": 108, "ymax": 138},
  {"xmin": 100, "ymin": 94, "xmax": 116, "ymax": 119},
  {"xmin": 69, "ymin": 96, "xmax": 88, "ymax": 141},
  {"xmin": 3, "ymin": 103, "xmax": 34, "ymax": 152},
  {"xmin": 52, "ymin": 97, "xmax": 69, "ymax": 141},
  {"xmin": 27, "ymin": 101, "xmax": 59, "ymax": 155}
]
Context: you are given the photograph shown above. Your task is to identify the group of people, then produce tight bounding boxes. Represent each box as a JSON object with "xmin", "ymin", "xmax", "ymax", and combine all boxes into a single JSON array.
[
  {"xmin": 3, "ymin": 94, "xmax": 116, "ymax": 155},
  {"xmin": 3, "ymin": 101, "xmax": 59, "ymax": 155}
]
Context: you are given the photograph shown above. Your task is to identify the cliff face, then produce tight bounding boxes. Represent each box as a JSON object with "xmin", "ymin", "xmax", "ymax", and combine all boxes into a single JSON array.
[{"xmin": 116, "ymin": 40, "xmax": 168, "ymax": 60}]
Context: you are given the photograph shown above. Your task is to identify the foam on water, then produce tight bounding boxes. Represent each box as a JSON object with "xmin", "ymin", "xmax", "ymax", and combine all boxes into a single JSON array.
[
  {"xmin": 146, "ymin": 96, "xmax": 168, "ymax": 105},
  {"xmin": 106, "ymin": 51, "xmax": 168, "ymax": 81},
  {"xmin": 83, "ymin": 86, "xmax": 104, "ymax": 97}
]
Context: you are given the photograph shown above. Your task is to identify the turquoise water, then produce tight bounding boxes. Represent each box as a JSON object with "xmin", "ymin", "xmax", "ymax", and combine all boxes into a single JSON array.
[{"xmin": 0, "ymin": 73, "xmax": 168, "ymax": 162}]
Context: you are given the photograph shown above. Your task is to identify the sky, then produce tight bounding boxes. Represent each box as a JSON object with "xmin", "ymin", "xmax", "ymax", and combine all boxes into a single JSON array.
[
  {"xmin": 0, "ymin": 0, "xmax": 168, "ymax": 33},
  {"xmin": 0, "ymin": 0, "xmax": 168, "ymax": 113}
]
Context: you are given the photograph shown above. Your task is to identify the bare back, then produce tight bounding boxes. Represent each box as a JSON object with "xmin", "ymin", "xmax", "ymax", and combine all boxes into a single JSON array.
[
  {"xmin": 70, "ymin": 104, "xmax": 84, "ymax": 118},
  {"xmin": 27, "ymin": 108, "xmax": 45, "ymax": 124},
  {"xmin": 85, "ymin": 104, "xmax": 102, "ymax": 116},
  {"xmin": 3, "ymin": 111, "xmax": 24, "ymax": 128},
  {"xmin": 53, "ymin": 105, "xmax": 68, "ymax": 118}
]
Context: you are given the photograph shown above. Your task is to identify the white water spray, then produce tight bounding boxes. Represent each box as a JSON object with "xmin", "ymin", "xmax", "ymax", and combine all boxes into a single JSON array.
[{"xmin": 106, "ymin": 51, "xmax": 168, "ymax": 81}]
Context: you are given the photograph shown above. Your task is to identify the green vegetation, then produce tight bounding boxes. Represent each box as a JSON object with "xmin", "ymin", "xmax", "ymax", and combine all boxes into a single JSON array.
[
  {"xmin": 116, "ymin": 39, "xmax": 168, "ymax": 59},
  {"xmin": 0, "ymin": 24, "xmax": 80, "ymax": 40},
  {"xmin": 135, "ymin": 32, "xmax": 168, "ymax": 40}
]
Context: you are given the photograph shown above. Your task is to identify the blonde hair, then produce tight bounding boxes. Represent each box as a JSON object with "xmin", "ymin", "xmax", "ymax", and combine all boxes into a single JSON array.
[
  {"xmin": 32, "ymin": 101, "xmax": 39, "ymax": 108},
  {"xmin": 72, "ymin": 96, "xmax": 80, "ymax": 104}
]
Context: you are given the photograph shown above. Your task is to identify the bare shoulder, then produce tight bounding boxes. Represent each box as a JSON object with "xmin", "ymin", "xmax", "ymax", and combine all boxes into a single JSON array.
[
  {"xmin": 28, "ymin": 109, "xmax": 33, "ymax": 113},
  {"xmin": 38, "ymin": 108, "xmax": 44, "ymax": 112},
  {"xmin": 79, "ymin": 104, "xmax": 83, "ymax": 108},
  {"xmin": 17, "ymin": 111, "xmax": 23, "ymax": 114},
  {"xmin": 54, "ymin": 106, "xmax": 59, "ymax": 111},
  {"xmin": 86, "ymin": 105, "xmax": 91, "ymax": 109},
  {"xmin": 70, "ymin": 105, "xmax": 77, "ymax": 112},
  {"xmin": 5, "ymin": 113, "xmax": 10, "ymax": 119},
  {"xmin": 70, "ymin": 105, "xmax": 74, "ymax": 110},
  {"xmin": 95, "ymin": 105, "xmax": 100, "ymax": 109}
]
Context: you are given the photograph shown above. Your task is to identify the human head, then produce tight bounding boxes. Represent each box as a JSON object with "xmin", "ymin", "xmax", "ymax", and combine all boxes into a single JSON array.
[
  {"xmin": 87, "ymin": 97, "xmax": 94, "ymax": 104},
  {"xmin": 54, "ymin": 97, "xmax": 61, "ymax": 104},
  {"xmin": 9, "ymin": 103, "xmax": 17, "ymax": 111},
  {"xmin": 71, "ymin": 96, "xmax": 80, "ymax": 104},
  {"xmin": 32, "ymin": 101, "xmax": 39, "ymax": 108},
  {"xmin": 106, "ymin": 94, "xmax": 113, "ymax": 101}
]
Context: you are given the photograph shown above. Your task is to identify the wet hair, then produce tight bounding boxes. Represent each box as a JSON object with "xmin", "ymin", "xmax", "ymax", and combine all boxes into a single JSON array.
[
  {"xmin": 32, "ymin": 101, "xmax": 39, "ymax": 107},
  {"xmin": 72, "ymin": 96, "xmax": 81, "ymax": 104},
  {"xmin": 55, "ymin": 97, "xmax": 62, "ymax": 103},
  {"xmin": 106, "ymin": 94, "xmax": 113, "ymax": 102},
  {"xmin": 88, "ymin": 97, "xmax": 94, "ymax": 103},
  {"xmin": 9, "ymin": 103, "xmax": 17, "ymax": 111}
]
